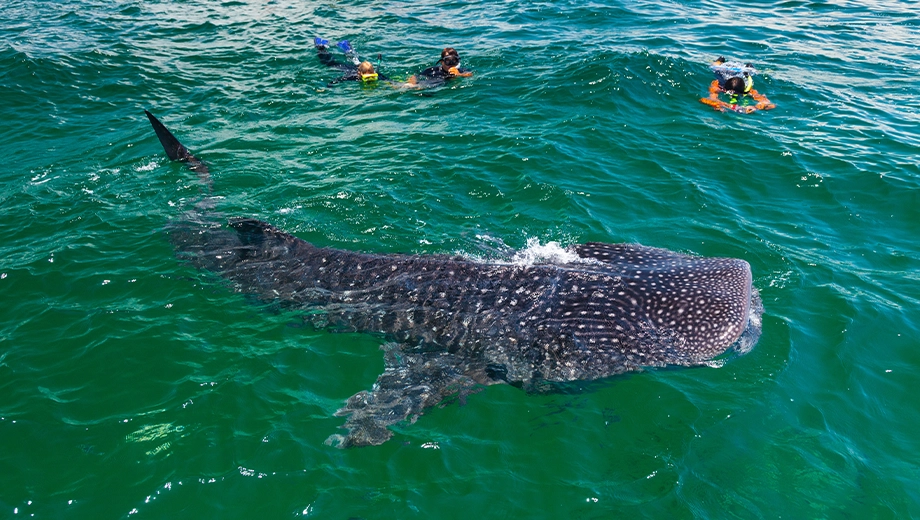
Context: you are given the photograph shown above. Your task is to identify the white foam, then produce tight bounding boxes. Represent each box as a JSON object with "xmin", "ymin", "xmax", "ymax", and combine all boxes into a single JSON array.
[
  {"xmin": 456, "ymin": 236, "xmax": 603, "ymax": 267},
  {"xmin": 511, "ymin": 238, "xmax": 582, "ymax": 266},
  {"xmin": 136, "ymin": 161, "xmax": 157, "ymax": 172}
]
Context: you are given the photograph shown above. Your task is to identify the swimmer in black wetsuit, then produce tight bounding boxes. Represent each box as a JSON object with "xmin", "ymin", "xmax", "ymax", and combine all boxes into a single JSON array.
[
  {"xmin": 404, "ymin": 47, "xmax": 472, "ymax": 87},
  {"xmin": 315, "ymin": 38, "xmax": 389, "ymax": 87}
]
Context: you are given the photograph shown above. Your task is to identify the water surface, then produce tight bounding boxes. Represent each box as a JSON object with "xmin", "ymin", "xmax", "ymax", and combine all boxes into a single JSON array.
[{"xmin": 1, "ymin": 0, "xmax": 919, "ymax": 517}]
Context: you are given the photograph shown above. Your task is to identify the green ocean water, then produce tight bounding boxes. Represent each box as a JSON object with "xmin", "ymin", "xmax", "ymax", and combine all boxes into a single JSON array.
[{"xmin": 2, "ymin": 0, "xmax": 919, "ymax": 517}]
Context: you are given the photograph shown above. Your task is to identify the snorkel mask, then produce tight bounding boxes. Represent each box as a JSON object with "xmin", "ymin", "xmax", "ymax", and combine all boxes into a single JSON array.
[
  {"xmin": 743, "ymin": 73, "xmax": 753, "ymax": 93},
  {"xmin": 441, "ymin": 55, "xmax": 460, "ymax": 74},
  {"xmin": 359, "ymin": 72, "xmax": 379, "ymax": 83}
]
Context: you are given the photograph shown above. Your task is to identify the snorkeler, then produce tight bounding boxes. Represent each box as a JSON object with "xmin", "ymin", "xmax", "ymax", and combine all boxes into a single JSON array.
[
  {"xmin": 403, "ymin": 47, "xmax": 473, "ymax": 87},
  {"xmin": 700, "ymin": 57, "xmax": 775, "ymax": 114},
  {"xmin": 314, "ymin": 38, "xmax": 389, "ymax": 86}
]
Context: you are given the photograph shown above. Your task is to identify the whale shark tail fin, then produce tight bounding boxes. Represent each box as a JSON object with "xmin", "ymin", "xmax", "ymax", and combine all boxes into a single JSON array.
[
  {"xmin": 145, "ymin": 110, "xmax": 210, "ymax": 184},
  {"xmin": 145, "ymin": 110, "xmax": 190, "ymax": 161}
]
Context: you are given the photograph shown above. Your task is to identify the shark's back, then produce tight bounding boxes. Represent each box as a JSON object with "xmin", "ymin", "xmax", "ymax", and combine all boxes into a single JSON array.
[{"xmin": 171, "ymin": 218, "xmax": 760, "ymax": 384}]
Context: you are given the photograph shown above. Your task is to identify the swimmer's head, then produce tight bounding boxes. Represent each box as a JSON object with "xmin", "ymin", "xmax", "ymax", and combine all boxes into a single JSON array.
[
  {"xmin": 357, "ymin": 61, "xmax": 378, "ymax": 82},
  {"xmin": 439, "ymin": 47, "xmax": 461, "ymax": 72},
  {"xmin": 440, "ymin": 54, "xmax": 460, "ymax": 72},
  {"xmin": 357, "ymin": 61, "xmax": 376, "ymax": 75},
  {"xmin": 725, "ymin": 76, "xmax": 746, "ymax": 95},
  {"xmin": 714, "ymin": 56, "xmax": 726, "ymax": 65}
]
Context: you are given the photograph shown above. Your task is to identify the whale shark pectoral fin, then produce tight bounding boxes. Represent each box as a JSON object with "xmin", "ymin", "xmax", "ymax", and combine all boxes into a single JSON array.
[{"xmin": 326, "ymin": 344, "xmax": 487, "ymax": 448}]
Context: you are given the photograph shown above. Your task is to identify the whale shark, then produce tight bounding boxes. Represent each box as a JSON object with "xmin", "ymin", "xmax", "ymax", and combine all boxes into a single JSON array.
[{"xmin": 145, "ymin": 110, "xmax": 763, "ymax": 447}]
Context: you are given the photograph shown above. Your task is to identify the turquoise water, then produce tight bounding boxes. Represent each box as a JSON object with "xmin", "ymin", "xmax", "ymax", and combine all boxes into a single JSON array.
[{"xmin": 2, "ymin": 0, "xmax": 919, "ymax": 517}]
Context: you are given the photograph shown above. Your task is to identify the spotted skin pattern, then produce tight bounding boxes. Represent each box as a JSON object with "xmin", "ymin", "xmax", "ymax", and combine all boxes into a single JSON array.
[{"xmin": 147, "ymin": 111, "xmax": 764, "ymax": 447}]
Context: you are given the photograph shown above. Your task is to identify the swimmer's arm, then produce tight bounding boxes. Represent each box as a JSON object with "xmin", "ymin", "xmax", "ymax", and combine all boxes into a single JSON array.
[
  {"xmin": 326, "ymin": 72, "xmax": 357, "ymax": 87},
  {"xmin": 387, "ymin": 75, "xmax": 423, "ymax": 89},
  {"xmin": 448, "ymin": 67, "xmax": 473, "ymax": 77},
  {"xmin": 699, "ymin": 80, "xmax": 727, "ymax": 111},
  {"xmin": 401, "ymin": 74, "xmax": 421, "ymax": 87},
  {"xmin": 749, "ymin": 89, "xmax": 776, "ymax": 110},
  {"xmin": 707, "ymin": 80, "xmax": 721, "ymax": 99}
]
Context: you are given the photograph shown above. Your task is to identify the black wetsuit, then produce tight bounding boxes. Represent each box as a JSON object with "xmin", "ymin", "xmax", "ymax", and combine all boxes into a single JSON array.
[
  {"xmin": 316, "ymin": 45, "xmax": 389, "ymax": 86},
  {"xmin": 417, "ymin": 65, "xmax": 471, "ymax": 80}
]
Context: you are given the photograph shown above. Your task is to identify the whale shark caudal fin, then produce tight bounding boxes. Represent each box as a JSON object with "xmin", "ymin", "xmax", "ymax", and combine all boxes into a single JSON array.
[{"xmin": 145, "ymin": 110, "xmax": 210, "ymax": 177}]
